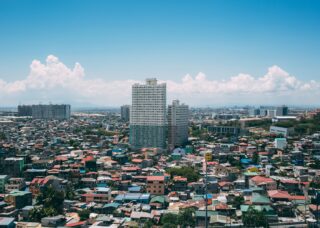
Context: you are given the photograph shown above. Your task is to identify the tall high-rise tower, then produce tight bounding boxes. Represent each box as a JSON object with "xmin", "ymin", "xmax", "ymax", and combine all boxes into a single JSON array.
[
  {"xmin": 168, "ymin": 100, "xmax": 189, "ymax": 149},
  {"xmin": 130, "ymin": 78, "xmax": 167, "ymax": 149},
  {"xmin": 120, "ymin": 105, "xmax": 130, "ymax": 122}
]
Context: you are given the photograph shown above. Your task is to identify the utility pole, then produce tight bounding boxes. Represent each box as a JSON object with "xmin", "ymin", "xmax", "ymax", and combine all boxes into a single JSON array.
[
  {"xmin": 205, "ymin": 159, "xmax": 208, "ymax": 228},
  {"xmin": 317, "ymin": 191, "xmax": 320, "ymax": 225}
]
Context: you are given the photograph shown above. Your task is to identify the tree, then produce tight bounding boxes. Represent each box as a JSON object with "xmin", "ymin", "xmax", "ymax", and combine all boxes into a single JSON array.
[
  {"xmin": 167, "ymin": 167, "xmax": 200, "ymax": 182},
  {"xmin": 161, "ymin": 213, "xmax": 179, "ymax": 227},
  {"xmin": 252, "ymin": 152, "xmax": 259, "ymax": 165},
  {"xmin": 143, "ymin": 219, "xmax": 154, "ymax": 228},
  {"xmin": 178, "ymin": 208, "xmax": 196, "ymax": 227},
  {"xmin": 29, "ymin": 207, "xmax": 45, "ymax": 222},
  {"xmin": 242, "ymin": 206, "xmax": 268, "ymax": 227},
  {"xmin": 65, "ymin": 185, "xmax": 75, "ymax": 200},
  {"xmin": 232, "ymin": 196, "xmax": 244, "ymax": 209},
  {"xmin": 160, "ymin": 208, "xmax": 196, "ymax": 228},
  {"xmin": 0, "ymin": 132, "xmax": 6, "ymax": 140},
  {"xmin": 78, "ymin": 209, "xmax": 90, "ymax": 221},
  {"xmin": 29, "ymin": 206, "xmax": 57, "ymax": 222},
  {"xmin": 227, "ymin": 156, "xmax": 242, "ymax": 169},
  {"xmin": 36, "ymin": 186, "xmax": 64, "ymax": 214},
  {"xmin": 310, "ymin": 159, "xmax": 320, "ymax": 169}
]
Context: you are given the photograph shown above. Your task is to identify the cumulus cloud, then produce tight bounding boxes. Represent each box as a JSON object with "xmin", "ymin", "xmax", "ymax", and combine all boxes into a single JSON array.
[{"xmin": 0, "ymin": 55, "xmax": 319, "ymax": 106}]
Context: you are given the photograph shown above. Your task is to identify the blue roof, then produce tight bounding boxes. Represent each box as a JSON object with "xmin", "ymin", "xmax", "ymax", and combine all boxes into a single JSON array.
[
  {"xmin": 95, "ymin": 187, "xmax": 110, "ymax": 192},
  {"xmin": 241, "ymin": 158, "xmax": 252, "ymax": 164},
  {"xmin": 128, "ymin": 186, "xmax": 141, "ymax": 192},
  {"xmin": 115, "ymin": 193, "xmax": 150, "ymax": 202},
  {"xmin": 103, "ymin": 202, "xmax": 120, "ymax": 208}
]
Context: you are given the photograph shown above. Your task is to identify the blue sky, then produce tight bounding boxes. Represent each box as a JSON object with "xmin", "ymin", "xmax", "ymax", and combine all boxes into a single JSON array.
[{"xmin": 0, "ymin": 0, "xmax": 319, "ymax": 106}]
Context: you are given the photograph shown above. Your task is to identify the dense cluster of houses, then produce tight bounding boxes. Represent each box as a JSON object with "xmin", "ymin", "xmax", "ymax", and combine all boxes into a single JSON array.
[{"xmin": 0, "ymin": 110, "xmax": 320, "ymax": 227}]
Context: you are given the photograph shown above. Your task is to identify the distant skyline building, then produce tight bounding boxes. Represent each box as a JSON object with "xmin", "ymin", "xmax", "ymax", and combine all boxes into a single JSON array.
[
  {"xmin": 168, "ymin": 100, "xmax": 189, "ymax": 149},
  {"xmin": 120, "ymin": 105, "xmax": 130, "ymax": 122},
  {"xmin": 249, "ymin": 108, "xmax": 260, "ymax": 117},
  {"xmin": 276, "ymin": 105, "xmax": 289, "ymax": 116},
  {"xmin": 31, "ymin": 104, "xmax": 71, "ymax": 120},
  {"xmin": 130, "ymin": 78, "xmax": 167, "ymax": 149},
  {"xmin": 17, "ymin": 105, "xmax": 32, "ymax": 116}
]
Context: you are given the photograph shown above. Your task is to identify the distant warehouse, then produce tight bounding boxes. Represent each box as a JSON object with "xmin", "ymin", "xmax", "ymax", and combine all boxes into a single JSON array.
[
  {"xmin": 207, "ymin": 125, "xmax": 241, "ymax": 135},
  {"xmin": 18, "ymin": 104, "xmax": 71, "ymax": 120}
]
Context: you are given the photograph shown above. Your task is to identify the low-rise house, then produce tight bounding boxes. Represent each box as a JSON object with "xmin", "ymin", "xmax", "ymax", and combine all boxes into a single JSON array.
[
  {"xmin": 24, "ymin": 169, "xmax": 47, "ymax": 181},
  {"xmin": 16, "ymin": 222, "xmax": 41, "ymax": 228},
  {"xmin": 80, "ymin": 178, "xmax": 96, "ymax": 189},
  {"xmin": 41, "ymin": 215, "xmax": 65, "ymax": 227},
  {"xmin": 81, "ymin": 193, "xmax": 110, "ymax": 204},
  {"xmin": 267, "ymin": 190, "xmax": 305, "ymax": 202},
  {"xmin": 29, "ymin": 176, "xmax": 66, "ymax": 198},
  {"xmin": 5, "ymin": 191, "xmax": 32, "ymax": 209},
  {"xmin": 3, "ymin": 158, "xmax": 25, "ymax": 177},
  {"xmin": 293, "ymin": 166, "xmax": 308, "ymax": 178},
  {"xmin": 250, "ymin": 176, "xmax": 277, "ymax": 190},
  {"xmin": 172, "ymin": 176, "xmax": 187, "ymax": 191},
  {"xmin": 5, "ymin": 178, "xmax": 26, "ymax": 193},
  {"xmin": 114, "ymin": 193, "xmax": 150, "ymax": 204},
  {"xmin": 0, "ymin": 217, "xmax": 15, "ymax": 228}
]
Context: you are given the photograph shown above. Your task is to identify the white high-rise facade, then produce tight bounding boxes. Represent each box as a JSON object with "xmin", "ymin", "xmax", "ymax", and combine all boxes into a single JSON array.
[
  {"xmin": 168, "ymin": 100, "xmax": 189, "ymax": 149},
  {"xmin": 130, "ymin": 78, "xmax": 167, "ymax": 149}
]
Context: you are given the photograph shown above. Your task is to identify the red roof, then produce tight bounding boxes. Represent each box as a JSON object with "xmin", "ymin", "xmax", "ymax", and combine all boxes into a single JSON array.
[
  {"xmin": 207, "ymin": 161, "xmax": 219, "ymax": 166},
  {"xmin": 258, "ymin": 152, "xmax": 269, "ymax": 155},
  {"xmin": 280, "ymin": 179, "xmax": 300, "ymax": 184},
  {"xmin": 82, "ymin": 193, "xmax": 108, "ymax": 197},
  {"xmin": 173, "ymin": 176, "xmax": 187, "ymax": 182},
  {"xmin": 82, "ymin": 156, "xmax": 95, "ymax": 163},
  {"xmin": 66, "ymin": 221, "xmax": 86, "ymax": 227},
  {"xmin": 30, "ymin": 178, "xmax": 45, "ymax": 185},
  {"xmin": 147, "ymin": 176, "xmax": 165, "ymax": 181},
  {"xmin": 215, "ymin": 203, "xmax": 229, "ymax": 210},
  {"xmin": 268, "ymin": 190, "xmax": 305, "ymax": 200},
  {"xmin": 132, "ymin": 159, "xmax": 143, "ymax": 163},
  {"xmin": 55, "ymin": 156, "xmax": 68, "ymax": 161},
  {"xmin": 122, "ymin": 166, "xmax": 140, "ymax": 171},
  {"xmin": 290, "ymin": 195, "xmax": 306, "ymax": 200},
  {"xmin": 310, "ymin": 204, "xmax": 320, "ymax": 212},
  {"xmin": 251, "ymin": 176, "xmax": 275, "ymax": 185},
  {"xmin": 218, "ymin": 181, "xmax": 232, "ymax": 187},
  {"xmin": 268, "ymin": 190, "xmax": 291, "ymax": 199}
]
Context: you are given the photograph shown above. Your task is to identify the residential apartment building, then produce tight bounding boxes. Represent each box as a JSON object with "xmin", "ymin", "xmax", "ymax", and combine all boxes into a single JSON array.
[
  {"xmin": 130, "ymin": 78, "xmax": 167, "ymax": 149},
  {"xmin": 168, "ymin": 100, "xmax": 189, "ymax": 149},
  {"xmin": 17, "ymin": 105, "xmax": 32, "ymax": 116},
  {"xmin": 276, "ymin": 105, "xmax": 289, "ymax": 116},
  {"xmin": 120, "ymin": 105, "xmax": 130, "ymax": 122},
  {"xmin": 146, "ymin": 176, "xmax": 165, "ymax": 195},
  {"xmin": 31, "ymin": 104, "xmax": 71, "ymax": 120},
  {"xmin": 5, "ymin": 178, "xmax": 26, "ymax": 193},
  {"xmin": 3, "ymin": 158, "xmax": 25, "ymax": 177},
  {"xmin": 5, "ymin": 190, "xmax": 32, "ymax": 209}
]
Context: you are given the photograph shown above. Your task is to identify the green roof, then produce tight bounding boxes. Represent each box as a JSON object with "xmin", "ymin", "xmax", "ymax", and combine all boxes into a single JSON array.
[
  {"xmin": 252, "ymin": 193, "xmax": 271, "ymax": 204},
  {"xmin": 195, "ymin": 210, "xmax": 218, "ymax": 218},
  {"xmin": 150, "ymin": 196, "xmax": 166, "ymax": 204},
  {"xmin": 8, "ymin": 190, "xmax": 30, "ymax": 196},
  {"xmin": 244, "ymin": 172, "xmax": 259, "ymax": 176}
]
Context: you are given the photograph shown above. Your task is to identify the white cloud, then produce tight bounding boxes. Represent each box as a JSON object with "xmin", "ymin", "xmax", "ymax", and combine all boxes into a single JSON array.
[{"xmin": 0, "ymin": 55, "xmax": 319, "ymax": 106}]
